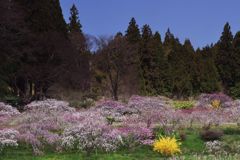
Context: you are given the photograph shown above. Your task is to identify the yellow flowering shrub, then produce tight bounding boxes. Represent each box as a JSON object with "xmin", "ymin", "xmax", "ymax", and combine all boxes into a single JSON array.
[
  {"xmin": 153, "ymin": 136, "xmax": 181, "ymax": 156},
  {"xmin": 211, "ymin": 99, "xmax": 221, "ymax": 109}
]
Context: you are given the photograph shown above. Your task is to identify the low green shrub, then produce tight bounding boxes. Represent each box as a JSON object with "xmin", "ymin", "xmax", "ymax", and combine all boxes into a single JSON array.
[
  {"xmin": 222, "ymin": 135, "xmax": 240, "ymax": 154},
  {"xmin": 69, "ymin": 98, "xmax": 95, "ymax": 109},
  {"xmin": 173, "ymin": 100, "xmax": 195, "ymax": 109},
  {"xmin": 230, "ymin": 82, "xmax": 240, "ymax": 99},
  {"xmin": 223, "ymin": 127, "xmax": 240, "ymax": 135},
  {"xmin": 0, "ymin": 95, "xmax": 21, "ymax": 107}
]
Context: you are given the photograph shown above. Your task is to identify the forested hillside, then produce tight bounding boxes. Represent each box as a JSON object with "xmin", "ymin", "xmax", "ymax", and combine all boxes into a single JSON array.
[{"xmin": 1, "ymin": 0, "xmax": 240, "ymax": 102}]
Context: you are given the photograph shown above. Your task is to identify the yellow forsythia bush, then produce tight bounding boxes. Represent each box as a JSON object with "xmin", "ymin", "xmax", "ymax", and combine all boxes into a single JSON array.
[
  {"xmin": 153, "ymin": 136, "xmax": 181, "ymax": 156},
  {"xmin": 211, "ymin": 99, "xmax": 221, "ymax": 109}
]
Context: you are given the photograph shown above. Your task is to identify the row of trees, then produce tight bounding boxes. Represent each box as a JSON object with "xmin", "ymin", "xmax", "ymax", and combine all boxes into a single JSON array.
[
  {"xmin": 1, "ymin": 1, "xmax": 240, "ymax": 101},
  {"xmin": 94, "ymin": 19, "xmax": 240, "ymax": 100}
]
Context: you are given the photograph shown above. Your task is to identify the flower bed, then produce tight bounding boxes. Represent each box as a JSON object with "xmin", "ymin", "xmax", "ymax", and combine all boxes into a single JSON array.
[{"xmin": 1, "ymin": 96, "xmax": 240, "ymax": 158}]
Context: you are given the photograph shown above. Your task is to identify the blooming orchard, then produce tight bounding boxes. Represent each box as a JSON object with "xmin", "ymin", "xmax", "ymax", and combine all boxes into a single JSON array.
[{"xmin": 0, "ymin": 93, "xmax": 240, "ymax": 156}]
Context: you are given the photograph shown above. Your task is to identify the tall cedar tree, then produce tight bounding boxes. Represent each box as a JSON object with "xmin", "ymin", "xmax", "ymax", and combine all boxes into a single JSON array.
[
  {"xmin": 163, "ymin": 30, "xmax": 187, "ymax": 97},
  {"xmin": 68, "ymin": 4, "xmax": 83, "ymax": 33},
  {"xmin": 0, "ymin": 0, "xmax": 30, "ymax": 97},
  {"xmin": 167, "ymin": 39, "xmax": 193, "ymax": 98},
  {"xmin": 229, "ymin": 31, "xmax": 240, "ymax": 98},
  {"xmin": 67, "ymin": 4, "xmax": 90, "ymax": 90},
  {"xmin": 139, "ymin": 24, "xmax": 155, "ymax": 95},
  {"xmin": 163, "ymin": 28, "xmax": 176, "ymax": 55},
  {"xmin": 126, "ymin": 18, "xmax": 141, "ymax": 44},
  {"xmin": 196, "ymin": 47, "xmax": 220, "ymax": 93},
  {"xmin": 182, "ymin": 39, "xmax": 198, "ymax": 94},
  {"xmin": 1, "ymin": 0, "xmax": 74, "ymax": 99},
  {"xmin": 152, "ymin": 32, "xmax": 168, "ymax": 95},
  {"xmin": 124, "ymin": 18, "xmax": 142, "ymax": 95},
  {"xmin": 233, "ymin": 32, "xmax": 240, "ymax": 84},
  {"xmin": 23, "ymin": 0, "xmax": 71, "ymax": 99},
  {"xmin": 216, "ymin": 23, "xmax": 235, "ymax": 90}
]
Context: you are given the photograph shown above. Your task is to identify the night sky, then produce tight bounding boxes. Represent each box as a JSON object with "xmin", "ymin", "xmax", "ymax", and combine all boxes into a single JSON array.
[{"xmin": 60, "ymin": 0, "xmax": 240, "ymax": 48}]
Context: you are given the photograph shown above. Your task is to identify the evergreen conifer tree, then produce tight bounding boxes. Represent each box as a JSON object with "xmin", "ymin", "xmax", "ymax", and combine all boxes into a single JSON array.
[
  {"xmin": 68, "ymin": 4, "xmax": 83, "ymax": 33},
  {"xmin": 126, "ymin": 18, "xmax": 141, "ymax": 44},
  {"xmin": 216, "ymin": 22, "xmax": 235, "ymax": 90}
]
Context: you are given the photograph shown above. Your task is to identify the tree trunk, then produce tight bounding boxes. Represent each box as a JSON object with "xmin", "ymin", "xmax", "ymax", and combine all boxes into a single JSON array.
[{"xmin": 29, "ymin": 82, "xmax": 33, "ymax": 96}]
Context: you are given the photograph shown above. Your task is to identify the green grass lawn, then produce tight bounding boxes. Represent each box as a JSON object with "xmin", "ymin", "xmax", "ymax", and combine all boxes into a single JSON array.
[
  {"xmin": 1, "ymin": 127, "xmax": 240, "ymax": 160},
  {"xmin": 181, "ymin": 129, "xmax": 205, "ymax": 153},
  {"xmin": 1, "ymin": 148, "xmax": 240, "ymax": 160}
]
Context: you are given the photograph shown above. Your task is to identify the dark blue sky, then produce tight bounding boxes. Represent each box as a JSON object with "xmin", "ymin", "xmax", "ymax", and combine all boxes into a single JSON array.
[{"xmin": 60, "ymin": 0, "xmax": 240, "ymax": 48}]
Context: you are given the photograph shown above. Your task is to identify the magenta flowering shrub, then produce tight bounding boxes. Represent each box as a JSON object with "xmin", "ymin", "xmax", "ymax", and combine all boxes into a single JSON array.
[{"xmin": 0, "ymin": 129, "xmax": 19, "ymax": 152}]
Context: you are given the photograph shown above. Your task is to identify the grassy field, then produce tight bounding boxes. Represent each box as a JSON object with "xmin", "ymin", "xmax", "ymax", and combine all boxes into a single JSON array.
[{"xmin": 1, "ymin": 127, "xmax": 240, "ymax": 160}]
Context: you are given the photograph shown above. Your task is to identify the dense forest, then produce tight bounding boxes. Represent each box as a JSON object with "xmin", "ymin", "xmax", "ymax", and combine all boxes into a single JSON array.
[{"xmin": 1, "ymin": 0, "xmax": 240, "ymax": 103}]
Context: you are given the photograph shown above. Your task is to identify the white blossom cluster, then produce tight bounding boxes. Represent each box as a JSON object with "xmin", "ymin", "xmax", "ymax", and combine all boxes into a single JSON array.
[
  {"xmin": 0, "ymin": 129, "xmax": 19, "ymax": 152},
  {"xmin": 205, "ymin": 140, "xmax": 226, "ymax": 155},
  {"xmin": 61, "ymin": 122, "xmax": 121, "ymax": 153},
  {"xmin": 24, "ymin": 99, "xmax": 75, "ymax": 112},
  {"xmin": 0, "ymin": 102, "xmax": 20, "ymax": 117}
]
